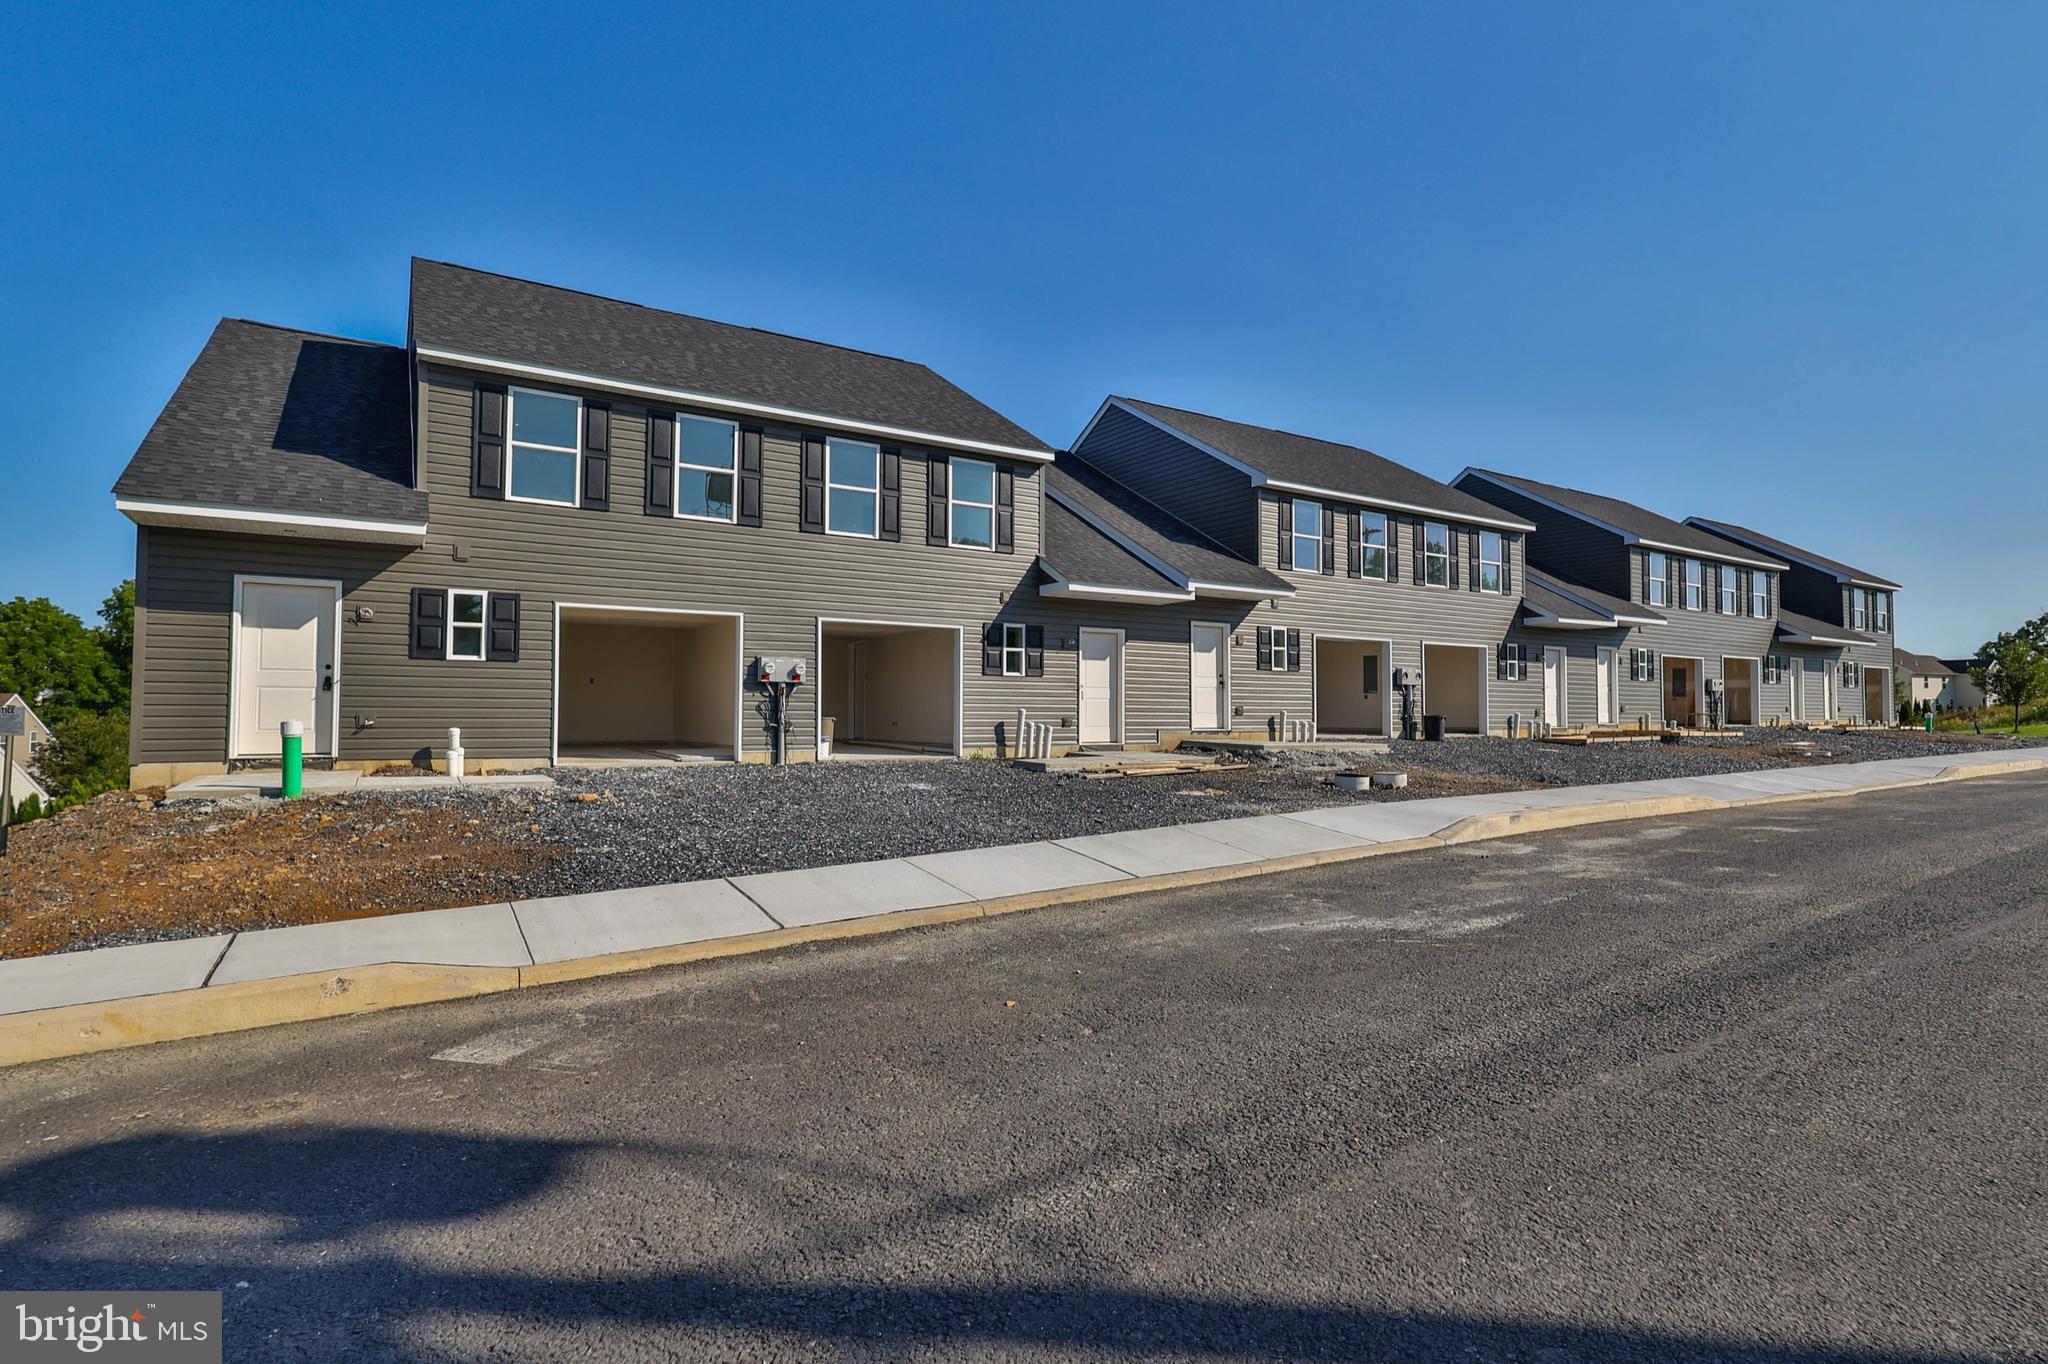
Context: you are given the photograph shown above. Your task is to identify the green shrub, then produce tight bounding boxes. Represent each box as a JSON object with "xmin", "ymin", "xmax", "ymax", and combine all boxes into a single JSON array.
[
  {"xmin": 33, "ymin": 712, "xmax": 130, "ymax": 806},
  {"xmin": 9, "ymin": 791, "xmax": 46, "ymax": 823}
]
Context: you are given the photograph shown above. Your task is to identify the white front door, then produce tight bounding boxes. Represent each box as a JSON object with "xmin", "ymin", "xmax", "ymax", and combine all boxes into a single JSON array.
[
  {"xmin": 1790, "ymin": 661, "xmax": 1804, "ymax": 720},
  {"xmin": 1189, "ymin": 624, "xmax": 1226, "ymax": 730},
  {"xmin": 1822, "ymin": 659, "xmax": 1837, "ymax": 720},
  {"xmin": 1078, "ymin": 629, "xmax": 1120, "ymax": 745},
  {"xmin": 235, "ymin": 579, "xmax": 336, "ymax": 757},
  {"xmin": 1542, "ymin": 647, "xmax": 1567, "ymax": 728},
  {"xmin": 1596, "ymin": 647, "xmax": 1616, "ymax": 725}
]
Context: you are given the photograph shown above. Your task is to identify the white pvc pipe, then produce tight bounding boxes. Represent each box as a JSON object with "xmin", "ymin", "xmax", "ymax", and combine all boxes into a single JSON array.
[{"xmin": 447, "ymin": 726, "xmax": 465, "ymax": 782}]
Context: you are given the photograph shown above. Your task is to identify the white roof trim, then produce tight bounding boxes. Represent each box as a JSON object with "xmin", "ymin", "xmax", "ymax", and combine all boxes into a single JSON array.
[
  {"xmin": 1083, "ymin": 399, "xmax": 1534, "ymax": 531},
  {"xmin": 1683, "ymin": 518, "xmax": 1897, "ymax": 588},
  {"xmin": 1455, "ymin": 470, "xmax": 1785, "ymax": 571},
  {"xmin": 1044, "ymin": 485, "xmax": 1191, "ymax": 588},
  {"xmin": 1527, "ymin": 575, "xmax": 1665, "ymax": 629},
  {"xmin": 1519, "ymin": 608, "xmax": 1611, "ymax": 630},
  {"xmin": 116, "ymin": 497, "xmax": 428, "ymax": 545},
  {"xmin": 418, "ymin": 346, "xmax": 1054, "ymax": 463},
  {"xmin": 1188, "ymin": 580, "xmax": 1294, "ymax": 601},
  {"xmin": 1037, "ymin": 565, "xmax": 1193, "ymax": 605}
]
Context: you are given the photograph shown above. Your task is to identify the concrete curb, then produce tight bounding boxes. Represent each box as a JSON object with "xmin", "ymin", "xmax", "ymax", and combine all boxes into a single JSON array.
[{"xmin": 2, "ymin": 754, "xmax": 2041, "ymax": 1069}]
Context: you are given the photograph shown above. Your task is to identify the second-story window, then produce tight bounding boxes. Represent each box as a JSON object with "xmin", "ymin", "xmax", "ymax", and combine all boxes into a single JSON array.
[
  {"xmin": 1719, "ymin": 565, "xmax": 1738, "ymax": 614},
  {"xmin": 677, "ymin": 415, "xmax": 738, "ymax": 523},
  {"xmin": 1851, "ymin": 589, "xmax": 1868, "ymax": 630},
  {"xmin": 1648, "ymin": 551, "xmax": 1669, "ymax": 607},
  {"xmin": 1874, "ymin": 592, "xmax": 1890, "ymax": 632},
  {"xmin": 1478, "ymin": 531, "xmax": 1503, "ymax": 593},
  {"xmin": 507, "ymin": 388, "xmax": 581, "ymax": 506},
  {"xmin": 1684, "ymin": 558, "xmax": 1704, "ymax": 611},
  {"xmin": 1291, "ymin": 499, "xmax": 1322, "ymax": 573},
  {"xmin": 1358, "ymin": 510, "xmax": 1388, "ymax": 580},
  {"xmin": 1751, "ymin": 570, "xmax": 1770, "ymax": 617},
  {"xmin": 826, "ymin": 438, "xmax": 880, "ymax": 537},
  {"xmin": 1424, "ymin": 521, "xmax": 1450, "ymax": 586},
  {"xmin": 950, "ymin": 458, "xmax": 996, "ymax": 550}
]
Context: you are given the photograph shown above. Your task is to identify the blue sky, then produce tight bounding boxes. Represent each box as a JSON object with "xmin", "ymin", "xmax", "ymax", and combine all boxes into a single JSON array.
[{"xmin": 3, "ymin": 1, "xmax": 2043, "ymax": 654}]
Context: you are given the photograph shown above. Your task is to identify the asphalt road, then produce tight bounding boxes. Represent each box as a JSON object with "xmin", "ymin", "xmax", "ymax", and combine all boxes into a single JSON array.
[{"xmin": 4, "ymin": 774, "xmax": 2046, "ymax": 1363}]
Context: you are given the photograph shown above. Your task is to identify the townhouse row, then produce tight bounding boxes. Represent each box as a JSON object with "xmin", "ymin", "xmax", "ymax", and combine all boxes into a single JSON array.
[{"xmin": 113, "ymin": 260, "xmax": 1902, "ymax": 784}]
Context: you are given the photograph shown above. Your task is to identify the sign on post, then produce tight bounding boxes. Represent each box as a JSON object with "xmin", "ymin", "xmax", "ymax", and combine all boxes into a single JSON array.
[{"xmin": 0, "ymin": 707, "xmax": 25, "ymax": 736}]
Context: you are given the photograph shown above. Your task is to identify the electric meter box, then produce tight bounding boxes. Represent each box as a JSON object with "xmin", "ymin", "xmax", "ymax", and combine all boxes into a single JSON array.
[{"xmin": 754, "ymin": 656, "xmax": 806, "ymax": 685}]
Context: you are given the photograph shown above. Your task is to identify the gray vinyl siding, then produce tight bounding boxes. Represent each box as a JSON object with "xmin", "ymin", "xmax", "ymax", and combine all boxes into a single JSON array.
[
  {"xmin": 1071, "ymin": 405, "xmax": 1257, "ymax": 561},
  {"xmin": 1502, "ymin": 626, "xmax": 1661, "ymax": 731},
  {"xmin": 1621, "ymin": 548, "xmax": 1784, "ymax": 723},
  {"xmin": 1453, "ymin": 477, "xmax": 1630, "ymax": 599},
  {"xmin": 1243, "ymin": 491, "xmax": 1526, "ymax": 736}
]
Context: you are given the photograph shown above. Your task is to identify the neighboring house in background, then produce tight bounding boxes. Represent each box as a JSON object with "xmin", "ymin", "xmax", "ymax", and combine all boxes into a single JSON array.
[
  {"xmin": 1895, "ymin": 649, "xmax": 1984, "ymax": 711},
  {"xmin": 1937, "ymin": 660, "xmax": 1989, "ymax": 710},
  {"xmin": 1072, "ymin": 398, "xmax": 1537, "ymax": 737},
  {"xmin": 1452, "ymin": 470, "xmax": 1789, "ymax": 730},
  {"xmin": 1686, "ymin": 519, "xmax": 1898, "ymax": 726},
  {"xmin": 0, "ymin": 693, "xmax": 54, "ymax": 815}
]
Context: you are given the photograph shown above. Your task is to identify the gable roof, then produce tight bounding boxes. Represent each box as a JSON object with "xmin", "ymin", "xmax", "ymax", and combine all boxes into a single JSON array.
[
  {"xmin": 113, "ymin": 320, "xmax": 426, "ymax": 538},
  {"xmin": 1092, "ymin": 397, "xmax": 1533, "ymax": 532},
  {"xmin": 1455, "ymin": 468, "xmax": 1787, "ymax": 571},
  {"xmin": 409, "ymin": 259, "xmax": 1051, "ymax": 460},
  {"xmin": 0, "ymin": 693, "xmax": 50, "ymax": 733},
  {"xmin": 1046, "ymin": 457, "xmax": 1289, "ymax": 598},
  {"xmin": 1893, "ymin": 648, "xmax": 1957, "ymax": 677},
  {"xmin": 1685, "ymin": 517, "xmax": 1900, "ymax": 590},
  {"xmin": 1775, "ymin": 608, "xmax": 1875, "ymax": 647},
  {"xmin": 1040, "ymin": 499, "xmax": 1191, "ymax": 601},
  {"xmin": 1520, "ymin": 570, "xmax": 1666, "ymax": 630}
]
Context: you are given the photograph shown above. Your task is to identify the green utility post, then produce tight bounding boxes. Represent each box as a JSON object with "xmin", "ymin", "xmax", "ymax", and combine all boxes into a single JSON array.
[
  {"xmin": 281, "ymin": 719, "xmax": 304, "ymax": 799},
  {"xmin": 1924, "ymin": 710, "xmax": 1934, "ymax": 733}
]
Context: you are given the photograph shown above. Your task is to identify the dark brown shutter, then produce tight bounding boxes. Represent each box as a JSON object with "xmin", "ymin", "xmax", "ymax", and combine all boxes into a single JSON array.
[
  {"xmin": 1346, "ymin": 510, "xmax": 1361, "ymax": 578},
  {"xmin": 800, "ymin": 434, "xmax": 826, "ymax": 533},
  {"xmin": 1256, "ymin": 626, "xmax": 1272, "ymax": 671},
  {"xmin": 409, "ymin": 588, "xmax": 445, "ymax": 659},
  {"xmin": 737, "ymin": 426, "xmax": 763, "ymax": 526},
  {"xmin": 486, "ymin": 594, "xmax": 520, "ymax": 662},
  {"xmin": 1448, "ymin": 529, "xmax": 1461, "ymax": 589},
  {"xmin": 1669, "ymin": 557, "xmax": 1680, "ymax": 609},
  {"xmin": 879, "ymin": 448, "xmax": 902, "ymax": 542},
  {"xmin": 645, "ymin": 412, "xmax": 674, "ymax": 516},
  {"xmin": 1321, "ymin": 504, "xmax": 1335, "ymax": 576},
  {"xmin": 1411, "ymin": 518, "xmax": 1425, "ymax": 584},
  {"xmin": 471, "ymin": 385, "xmax": 506, "ymax": 499},
  {"xmin": 1387, "ymin": 518, "xmax": 1401, "ymax": 582},
  {"xmin": 926, "ymin": 455, "xmax": 949, "ymax": 546},
  {"xmin": 1025, "ymin": 624, "xmax": 1044, "ymax": 677},
  {"xmin": 1467, "ymin": 530, "xmax": 1479, "ymax": 592},
  {"xmin": 1502, "ymin": 534, "xmax": 1515, "ymax": 593},
  {"xmin": 995, "ymin": 466, "xmax": 1015, "ymax": 554},
  {"xmin": 981, "ymin": 623, "xmax": 1002, "ymax": 676},
  {"xmin": 580, "ymin": 402, "xmax": 610, "ymax": 510},
  {"xmin": 1286, "ymin": 628, "xmax": 1301, "ymax": 672},
  {"xmin": 1277, "ymin": 498, "xmax": 1294, "ymax": 570}
]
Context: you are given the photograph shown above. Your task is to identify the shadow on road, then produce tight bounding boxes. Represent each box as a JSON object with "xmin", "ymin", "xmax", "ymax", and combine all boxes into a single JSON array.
[{"xmin": 0, "ymin": 1126, "xmax": 1995, "ymax": 1362}]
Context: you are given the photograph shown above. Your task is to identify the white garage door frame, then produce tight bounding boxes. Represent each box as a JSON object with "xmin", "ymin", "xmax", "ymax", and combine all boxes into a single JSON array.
[
  {"xmin": 814, "ymin": 615, "xmax": 964, "ymax": 759},
  {"xmin": 229, "ymin": 574, "xmax": 343, "ymax": 760},
  {"xmin": 1419, "ymin": 638, "xmax": 1490, "ymax": 735},
  {"xmin": 1310, "ymin": 632, "xmax": 1393, "ymax": 739},
  {"xmin": 551, "ymin": 602, "xmax": 747, "ymax": 765}
]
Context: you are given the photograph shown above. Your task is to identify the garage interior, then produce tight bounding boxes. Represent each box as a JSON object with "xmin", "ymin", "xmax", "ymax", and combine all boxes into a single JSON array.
[
  {"xmin": 557, "ymin": 607, "xmax": 739, "ymax": 763},
  {"xmin": 1421, "ymin": 642, "xmax": 1485, "ymax": 734},
  {"xmin": 1724, "ymin": 657, "xmax": 1757, "ymax": 726},
  {"xmin": 1664, "ymin": 655, "xmax": 1704, "ymax": 728},
  {"xmin": 1315, "ymin": 638, "xmax": 1390, "ymax": 737},
  {"xmin": 819, "ymin": 621, "xmax": 958, "ymax": 758}
]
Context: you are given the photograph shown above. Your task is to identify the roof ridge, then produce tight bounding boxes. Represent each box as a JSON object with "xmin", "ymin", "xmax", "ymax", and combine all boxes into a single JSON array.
[
  {"xmin": 218, "ymin": 317, "xmax": 399, "ymax": 349},
  {"xmin": 1054, "ymin": 452, "xmax": 1258, "ymax": 567},
  {"xmin": 412, "ymin": 257, "xmax": 936, "ymax": 374},
  {"xmin": 1121, "ymin": 394, "xmax": 1397, "ymax": 461}
]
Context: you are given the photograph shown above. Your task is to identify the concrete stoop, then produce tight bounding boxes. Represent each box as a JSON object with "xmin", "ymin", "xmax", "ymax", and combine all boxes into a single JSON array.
[{"xmin": 2, "ymin": 750, "xmax": 2040, "ymax": 1068}]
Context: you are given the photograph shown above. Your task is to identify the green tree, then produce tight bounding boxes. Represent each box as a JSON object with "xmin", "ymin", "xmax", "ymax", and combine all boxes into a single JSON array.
[
  {"xmin": 97, "ymin": 579, "xmax": 135, "ymax": 714},
  {"xmin": 1972, "ymin": 631, "xmax": 2048, "ymax": 734},
  {"xmin": 32, "ymin": 712, "xmax": 130, "ymax": 805},
  {"xmin": 0, "ymin": 596, "xmax": 118, "ymax": 723}
]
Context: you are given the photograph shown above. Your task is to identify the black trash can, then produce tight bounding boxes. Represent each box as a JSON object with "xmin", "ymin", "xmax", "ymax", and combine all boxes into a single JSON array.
[{"xmin": 1422, "ymin": 714, "xmax": 1447, "ymax": 741}]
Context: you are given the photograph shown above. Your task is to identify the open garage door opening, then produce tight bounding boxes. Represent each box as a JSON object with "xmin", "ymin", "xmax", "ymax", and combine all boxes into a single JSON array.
[
  {"xmin": 1316, "ymin": 637, "xmax": 1391, "ymax": 738},
  {"xmin": 556, "ymin": 606, "xmax": 740, "ymax": 764},
  {"xmin": 818, "ymin": 619, "xmax": 961, "ymax": 759},
  {"xmin": 1421, "ymin": 642, "xmax": 1486, "ymax": 735}
]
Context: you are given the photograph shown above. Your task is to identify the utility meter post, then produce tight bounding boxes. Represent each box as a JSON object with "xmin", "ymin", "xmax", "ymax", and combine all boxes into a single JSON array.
[{"xmin": 281, "ymin": 719, "xmax": 304, "ymax": 799}]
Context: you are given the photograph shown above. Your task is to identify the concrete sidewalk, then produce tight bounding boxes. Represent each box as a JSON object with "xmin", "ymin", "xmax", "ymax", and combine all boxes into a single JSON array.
[{"xmin": 4, "ymin": 748, "xmax": 2042, "ymax": 1067}]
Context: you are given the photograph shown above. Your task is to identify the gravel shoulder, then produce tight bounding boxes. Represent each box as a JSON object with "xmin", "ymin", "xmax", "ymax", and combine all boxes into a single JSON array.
[{"xmin": 2, "ymin": 728, "xmax": 2040, "ymax": 960}]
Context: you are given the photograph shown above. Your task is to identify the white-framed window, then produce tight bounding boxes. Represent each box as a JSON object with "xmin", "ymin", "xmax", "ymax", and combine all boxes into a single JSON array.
[
  {"xmin": 1498, "ymin": 642, "xmax": 1526, "ymax": 680},
  {"xmin": 1001, "ymin": 623, "xmax": 1026, "ymax": 677},
  {"xmin": 1763, "ymin": 655, "xmax": 1781, "ymax": 685},
  {"xmin": 1264, "ymin": 629, "xmax": 1289, "ymax": 671},
  {"xmin": 1648, "ymin": 552, "xmax": 1669, "ymax": 607},
  {"xmin": 1719, "ymin": 566, "xmax": 1738, "ymax": 614},
  {"xmin": 1358, "ymin": 510, "xmax": 1388, "ymax": 580},
  {"xmin": 506, "ymin": 387, "xmax": 581, "ymax": 506},
  {"xmin": 826, "ymin": 438, "xmax": 880, "ymax": 537},
  {"xmin": 1291, "ymin": 498, "xmax": 1321, "ymax": 572},
  {"xmin": 950, "ymin": 458, "xmax": 997, "ymax": 550},
  {"xmin": 1851, "ymin": 589, "xmax": 1868, "ymax": 630},
  {"xmin": 1751, "ymin": 571, "xmax": 1770, "ymax": 617},
  {"xmin": 676, "ymin": 415, "xmax": 738, "ymax": 523},
  {"xmin": 1423, "ymin": 521, "xmax": 1450, "ymax": 586},
  {"xmin": 1478, "ymin": 531, "xmax": 1504, "ymax": 593},
  {"xmin": 1630, "ymin": 647, "xmax": 1654, "ymax": 682},
  {"xmin": 448, "ymin": 589, "xmax": 487, "ymax": 661},
  {"xmin": 1684, "ymin": 558, "xmax": 1704, "ymax": 611},
  {"xmin": 1874, "ymin": 592, "xmax": 1890, "ymax": 632}
]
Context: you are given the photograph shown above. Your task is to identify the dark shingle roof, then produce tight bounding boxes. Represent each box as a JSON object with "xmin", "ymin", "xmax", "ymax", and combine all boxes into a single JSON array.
[
  {"xmin": 1041, "ymin": 499, "xmax": 1185, "ymax": 595},
  {"xmin": 1457, "ymin": 469, "xmax": 1786, "ymax": 569},
  {"xmin": 1522, "ymin": 570, "xmax": 1664, "ymax": 627},
  {"xmin": 1894, "ymin": 648, "xmax": 1956, "ymax": 676},
  {"xmin": 1047, "ymin": 457, "xmax": 1288, "ymax": 595},
  {"xmin": 1776, "ymin": 608, "xmax": 1876, "ymax": 646},
  {"xmin": 113, "ymin": 320, "xmax": 424, "ymax": 521},
  {"xmin": 410, "ymin": 260, "xmax": 1051, "ymax": 455},
  {"xmin": 1685, "ymin": 517, "xmax": 1900, "ymax": 589},
  {"xmin": 1113, "ymin": 398, "xmax": 1532, "ymax": 530}
]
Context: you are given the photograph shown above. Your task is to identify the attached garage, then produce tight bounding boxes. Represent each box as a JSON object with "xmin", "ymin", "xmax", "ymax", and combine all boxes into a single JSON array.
[
  {"xmin": 1315, "ymin": 637, "xmax": 1391, "ymax": 738},
  {"xmin": 1421, "ymin": 641, "xmax": 1486, "ymax": 735},
  {"xmin": 555, "ymin": 606, "xmax": 741, "ymax": 762},
  {"xmin": 818, "ymin": 619, "xmax": 961, "ymax": 758}
]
